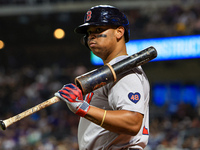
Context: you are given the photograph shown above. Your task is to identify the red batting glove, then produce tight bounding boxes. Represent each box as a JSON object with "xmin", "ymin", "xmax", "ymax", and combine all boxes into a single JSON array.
[{"xmin": 54, "ymin": 84, "xmax": 90, "ymax": 117}]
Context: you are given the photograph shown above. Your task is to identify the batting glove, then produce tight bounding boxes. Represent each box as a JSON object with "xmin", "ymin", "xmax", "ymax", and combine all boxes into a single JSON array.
[{"xmin": 54, "ymin": 84, "xmax": 90, "ymax": 117}]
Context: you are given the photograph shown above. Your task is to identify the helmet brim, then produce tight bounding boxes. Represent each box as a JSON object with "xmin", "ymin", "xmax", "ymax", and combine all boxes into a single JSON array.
[
  {"xmin": 74, "ymin": 22, "xmax": 112, "ymax": 34},
  {"xmin": 74, "ymin": 23, "xmax": 90, "ymax": 34}
]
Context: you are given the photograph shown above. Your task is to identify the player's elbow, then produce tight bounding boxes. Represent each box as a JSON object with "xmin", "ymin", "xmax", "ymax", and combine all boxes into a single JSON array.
[
  {"xmin": 126, "ymin": 112, "xmax": 143, "ymax": 136},
  {"xmin": 128, "ymin": 123, "xmax": 142, "ymax": 136}
]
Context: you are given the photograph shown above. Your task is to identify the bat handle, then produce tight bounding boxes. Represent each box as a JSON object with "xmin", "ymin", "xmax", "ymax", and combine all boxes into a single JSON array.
[{"xmin": 0, "ymin": 96, "xmax": 60, "ymax": 130}]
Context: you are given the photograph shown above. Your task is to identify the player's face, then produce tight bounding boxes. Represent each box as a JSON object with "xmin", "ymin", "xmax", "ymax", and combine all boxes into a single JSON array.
[{"xmin": 87, "ymin": 26, "xmax": 118, "ymax": 61}]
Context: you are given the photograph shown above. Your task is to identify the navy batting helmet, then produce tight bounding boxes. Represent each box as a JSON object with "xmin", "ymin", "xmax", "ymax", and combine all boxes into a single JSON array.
[{"xmin": 74, "ymin": 5, "xmax": 130, "ymax": 43}]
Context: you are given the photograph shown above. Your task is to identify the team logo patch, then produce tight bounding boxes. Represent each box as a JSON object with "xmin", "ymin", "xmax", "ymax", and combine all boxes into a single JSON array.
[
  {"xmin": 128, "ymin": 92, "xmax": 141, "ymax": 103},
  {"xmin": 86, "ymin": 10, "xmax": 92, "ymax": 21}
]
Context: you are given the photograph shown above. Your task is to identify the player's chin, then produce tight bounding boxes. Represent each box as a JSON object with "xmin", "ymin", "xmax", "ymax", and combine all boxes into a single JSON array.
[
  {"xmin": 90, "ymin": 49, "xmax": 103, "ymax": 58},
  {"xmin": 90, "ymin": 47, "xmax": 98, "ymax": 53}
]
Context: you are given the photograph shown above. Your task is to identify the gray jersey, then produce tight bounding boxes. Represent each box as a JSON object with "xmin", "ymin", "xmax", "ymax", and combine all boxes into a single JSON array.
[{"xmin": 78, "ymin": 55, "xmax": 150, "ymax": 150}]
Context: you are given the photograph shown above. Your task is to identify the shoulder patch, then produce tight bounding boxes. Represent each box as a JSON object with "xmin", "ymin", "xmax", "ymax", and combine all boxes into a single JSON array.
[{"xmin": 128, "ymin": 92, "xmax": 141, "ymax": 103}]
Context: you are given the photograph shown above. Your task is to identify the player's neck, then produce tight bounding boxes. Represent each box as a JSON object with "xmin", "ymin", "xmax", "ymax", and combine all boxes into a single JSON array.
[{"xmin": 103, "ymin": 47, "xmax": 127, "ymax": 64}]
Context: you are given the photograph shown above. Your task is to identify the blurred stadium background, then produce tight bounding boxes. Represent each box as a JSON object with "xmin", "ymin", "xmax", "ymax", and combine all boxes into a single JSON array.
[{"xmin": 0, "ymin": 0, "xmax": 200, "ymax": 149}]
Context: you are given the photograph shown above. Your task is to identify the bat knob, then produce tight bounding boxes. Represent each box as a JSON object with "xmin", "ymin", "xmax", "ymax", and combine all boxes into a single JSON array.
[{"xmin": 0, "ymin": 120, "xmax": 6, "ymax": 130}]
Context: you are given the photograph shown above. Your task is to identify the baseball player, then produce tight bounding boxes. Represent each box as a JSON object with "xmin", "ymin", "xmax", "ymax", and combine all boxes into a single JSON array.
[{"xmin": 55, "ymin": 5, "xmax": 150, "ymax": 150}]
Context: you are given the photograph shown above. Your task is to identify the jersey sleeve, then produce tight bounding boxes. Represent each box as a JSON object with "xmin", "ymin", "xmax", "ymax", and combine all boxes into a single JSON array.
[{"xmin": 108, "ymin": 73, "xmax": 146, "ymax": 114}]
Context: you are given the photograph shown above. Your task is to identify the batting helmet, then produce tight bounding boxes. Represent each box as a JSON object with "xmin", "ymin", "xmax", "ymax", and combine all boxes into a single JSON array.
[{"xmin": 74, "ymin": 5, "xmax": 130, "ymax": 43}]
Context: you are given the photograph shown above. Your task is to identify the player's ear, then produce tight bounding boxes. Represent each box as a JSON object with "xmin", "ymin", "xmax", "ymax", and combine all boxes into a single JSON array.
[{"xmin": 115, "ymin": 26, "xmax": 125, "ymax": 41}]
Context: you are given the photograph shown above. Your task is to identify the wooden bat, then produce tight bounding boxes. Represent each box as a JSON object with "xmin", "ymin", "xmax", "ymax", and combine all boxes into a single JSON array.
[{"xmin": 0, "ymin": 46, "xmax": 157, "ymax": 130}]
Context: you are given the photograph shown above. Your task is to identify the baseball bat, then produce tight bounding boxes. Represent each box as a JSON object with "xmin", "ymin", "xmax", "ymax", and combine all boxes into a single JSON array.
[{"xmin": 0, "ymin": 46, "xmax": 157, "ymax": 130}]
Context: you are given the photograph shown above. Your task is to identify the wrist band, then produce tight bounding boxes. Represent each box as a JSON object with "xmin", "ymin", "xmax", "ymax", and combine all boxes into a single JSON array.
[{"xmin": 100, "ymin": 110, "xmax": 107, "ymax": 127}]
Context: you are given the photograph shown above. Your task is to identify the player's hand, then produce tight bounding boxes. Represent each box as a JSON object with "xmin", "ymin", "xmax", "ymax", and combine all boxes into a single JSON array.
[{"xmin": 54, "ymin": 83, "xmax": 90, "ymax": 117}]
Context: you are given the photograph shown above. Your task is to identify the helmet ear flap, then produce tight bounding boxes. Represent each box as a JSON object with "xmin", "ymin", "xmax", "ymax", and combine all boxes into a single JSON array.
[{"xmin": 81, "ymin": 35, "xmax": 89, "ymax": 49}]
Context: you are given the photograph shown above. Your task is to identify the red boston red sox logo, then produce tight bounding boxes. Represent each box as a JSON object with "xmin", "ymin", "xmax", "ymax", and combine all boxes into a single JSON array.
[
  {"xmin": 86, "ymin": 11, "xmax": 92, "ymax": 21},
  {"xmin": 128, "ymin": 92, "xmax": 141, "ymax": 103}
]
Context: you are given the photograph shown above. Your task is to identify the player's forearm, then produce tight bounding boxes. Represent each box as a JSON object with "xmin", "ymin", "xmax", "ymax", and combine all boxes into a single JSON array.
[{"xmin": 84, "ymin": 105, "xmax": 143, "ymax": 136}]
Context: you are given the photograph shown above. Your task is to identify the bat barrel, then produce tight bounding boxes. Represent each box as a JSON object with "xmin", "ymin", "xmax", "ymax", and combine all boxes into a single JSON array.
[{"xmin": 75, "ymin": 46, "xmax": 157, "ymax": 95}]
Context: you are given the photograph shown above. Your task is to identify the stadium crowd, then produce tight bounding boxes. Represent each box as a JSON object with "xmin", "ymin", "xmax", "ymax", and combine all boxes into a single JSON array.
[{"xmin": 0, "ymin": 3, "xmax": 200, "ymax": 150}]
